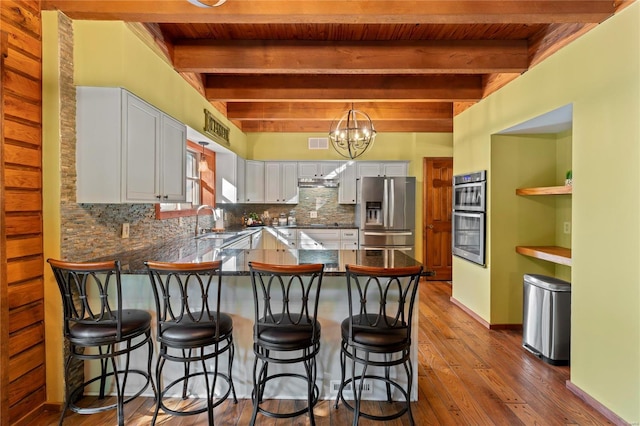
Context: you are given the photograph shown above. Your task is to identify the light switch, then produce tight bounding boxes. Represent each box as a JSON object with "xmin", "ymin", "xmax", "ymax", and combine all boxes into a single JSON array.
[{"xmin": 122, "ymin": 223, "xmax": 130, "ymax": 238}]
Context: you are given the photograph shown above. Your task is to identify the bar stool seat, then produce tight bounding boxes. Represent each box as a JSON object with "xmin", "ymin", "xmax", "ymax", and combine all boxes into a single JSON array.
[
  {"xmin": 340, "ymin": 314, "xmax": 408, "ymax": 347},
  {"xmin": 160, "ymin": 313, "xmax": 233, "ymax": 345}
]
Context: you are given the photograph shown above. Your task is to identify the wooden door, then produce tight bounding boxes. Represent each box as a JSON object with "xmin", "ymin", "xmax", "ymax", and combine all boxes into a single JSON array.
[{"xmin": 423, "ymin": 158, "xmax": 453, "ymax": 280}]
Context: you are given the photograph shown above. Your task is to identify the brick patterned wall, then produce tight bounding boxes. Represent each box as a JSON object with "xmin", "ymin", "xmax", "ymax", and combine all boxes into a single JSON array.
[{"xmin": 222, "ymin": 187, "xmax": 356, "ymax": 226}]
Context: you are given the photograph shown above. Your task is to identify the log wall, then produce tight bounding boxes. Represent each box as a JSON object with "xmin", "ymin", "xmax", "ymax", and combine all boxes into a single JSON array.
[{"xmin": 0, "ymin": 0, "xmax": 46, "ymax": 424}]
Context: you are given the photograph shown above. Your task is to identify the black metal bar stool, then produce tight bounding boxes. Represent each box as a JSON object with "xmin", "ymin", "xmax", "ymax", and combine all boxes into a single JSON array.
[
  {"xmin": 334, "ymin": 264, "xmax": 423, "ymax": 425},
  {"xmin": 247, "ymin": 261, "xmax": 325, "ymax": 426},
  {"xmin": 145, "ymin": 260, "xmax": 237, "ymax": 426},
  {"xmin": 47, "ymin": 259, "xmax": 155, "ymax": 426}
]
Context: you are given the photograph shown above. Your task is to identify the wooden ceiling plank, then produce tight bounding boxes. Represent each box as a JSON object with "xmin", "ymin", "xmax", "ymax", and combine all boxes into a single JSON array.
[
  {"xmin": 239, "ymin": 119, "xmax": 452, "ymax": 133},
  {"xmin": 205, "ymin": 74, "xmax": 483, "ymax": 101},
  {"xmin": 174, "ymin": 40, "xmax": 528, "ymax": 74},
  {"xmin": 41, "ymin": 1, "xmax": 614, "ymax": 24},
  {"xmin": 226, "ymin": 101, "xmax": 452, "ymax": 121}
]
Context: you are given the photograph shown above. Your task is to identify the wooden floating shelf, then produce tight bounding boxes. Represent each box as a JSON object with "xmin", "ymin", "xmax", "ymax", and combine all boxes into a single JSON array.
[
  {"xmin": 516, "ymin": 185, "xmax": 572, "ymax": 196},
  {"xmin": 516, "ymin": 246, "xmax": 572, "ymax": 266}
]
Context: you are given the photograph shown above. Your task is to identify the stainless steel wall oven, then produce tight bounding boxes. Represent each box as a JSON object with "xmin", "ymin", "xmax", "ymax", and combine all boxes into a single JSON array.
[{"xmin": 452, "ymin": 171, "xmax": 486, "ymax": 266}]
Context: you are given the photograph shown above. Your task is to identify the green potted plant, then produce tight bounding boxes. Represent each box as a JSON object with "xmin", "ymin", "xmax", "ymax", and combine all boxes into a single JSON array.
[{"xmin": 565, "ymin": 170, "xmax": 572, "ymax": 186}]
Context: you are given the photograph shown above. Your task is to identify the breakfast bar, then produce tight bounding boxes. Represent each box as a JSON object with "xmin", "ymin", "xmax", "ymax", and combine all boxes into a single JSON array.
[{"xmin": 89, "ymin": 232, "xmax": 427, "ymax": 403}]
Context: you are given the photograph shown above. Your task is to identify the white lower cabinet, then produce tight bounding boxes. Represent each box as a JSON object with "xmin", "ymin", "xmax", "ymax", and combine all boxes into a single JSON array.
[
  {"xmin": 297, "ymin": 228, "xmax": 358, "ymax": 250},
  {"xmin": 76, "ymin": 86, "xmax": 186, "ymax": 203},
  {"xmin": 262, "ymin": 227, "xmax": 297, "ymax": 250},
  {"xmin": 340, "ymin": 229, "xmax": 359, "ymax": 249}
]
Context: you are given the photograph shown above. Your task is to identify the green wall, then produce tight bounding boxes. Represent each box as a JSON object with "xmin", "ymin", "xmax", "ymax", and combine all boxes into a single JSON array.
[
  {"xmin": 453, "ymin": 4, "xmax": 639, "ymax": 423},
  {"xmin": 73, "ymin": 20, "xmax": 248, "ymax": 156}
]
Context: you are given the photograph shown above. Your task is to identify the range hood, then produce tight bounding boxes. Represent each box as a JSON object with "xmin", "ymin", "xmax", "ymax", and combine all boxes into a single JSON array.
[{"xmin": 298, "ymin": 178, "xmax": 339, "ymax": 188}]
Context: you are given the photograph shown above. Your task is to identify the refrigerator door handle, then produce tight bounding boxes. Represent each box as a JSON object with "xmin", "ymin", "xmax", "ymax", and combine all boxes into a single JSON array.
[
  {"xmin": 383, "ymin": 178, "xmax": 389, "ymax": 227},
  {"xmin": 389, "ymin": 178, "xmax": 395, "ymax": 227}
]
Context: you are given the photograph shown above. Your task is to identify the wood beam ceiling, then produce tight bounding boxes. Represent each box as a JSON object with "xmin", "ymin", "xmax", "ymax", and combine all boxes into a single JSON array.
[
  {"xmin": 174, "ymin": 40, "xmax": 528, "ymax": 74},
  {"xmin": 41, "ymin": 0, "xmax": 618, "ymax": 133},
  {"xmin": 204, "ymin": 75, "xmax": 484, "ymax": 102},
  {"xmin": 41, "ymin": 1, "xmax": 615, "ymax": 24}
]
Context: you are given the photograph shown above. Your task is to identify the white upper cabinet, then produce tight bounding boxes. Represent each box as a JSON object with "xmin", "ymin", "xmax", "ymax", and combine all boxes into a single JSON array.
[
  {"xmin": 76, "ymin": 86, "xmax": 186, "ymax": 203},
  {"xmin": 298, "ymin": 161, "xmax": 340, "ymax": 179},
  {"xmin": 216, "ymin": 153, "xmax": 245, "ymax": 204},
  {"xmin": 356, "ymin": 161, "xmax": 408, "ymax": 178},
  {"xmin": 244, "ymin": 160, "xmax": 265, "ymax": 203},
  {"xmin": 264, "ymin": 162, "xmax": 299, "ymax": 204},
  {"xmin": 338, "ymin": 161, "xmax": 357, "ymax": 204}
]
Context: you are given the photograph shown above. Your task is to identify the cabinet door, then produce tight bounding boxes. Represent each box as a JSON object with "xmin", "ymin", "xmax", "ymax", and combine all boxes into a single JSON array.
[
  {"xmin": 160, "ymin": 114, "xmax": 186, "ymax": 202},
  {"xmin": 236, "ymin": 157, "xmax": 246, "ymax": 203},
  {"xmin": 281, "ymin": 162, "xmax": 299, "ymax": 203},
  {"xmin": 383, "ymin": 162, "xmax": 408, "ymax": 176},
  {"xmin": 216, "ymin": 152, "xmax": 241, "ymax": 204},
  {"xmin": 338, "ymin": 161, "xmax": 357, "ymax": 204},
  {"xmin": 320, "ymin": 162, "xmax": 340, "ymax": 178},
  {"xmin": 298, "ymin": 162, "xmax": 319, "ymax": 178},
  {"xmin": 298, "ymin": 161, "xmax": 339, "ymax": 178},
  {"xmin": 245, "ymin": 160, "xmax": 265, "ymax": 203},
  {"xmin": 124, "ymin": 93, "xmax": 161, "ymax": 202},
  {"xmin": 356, "ymin": 162, "xmax": 383, "ymax": 177},
  {"xmin": 265, "ymin": 162, "xmax": 298, "ymax": 204},
  {"xmin": 264, "ymin": 162, "xmax": 281, "ymax": 203}
]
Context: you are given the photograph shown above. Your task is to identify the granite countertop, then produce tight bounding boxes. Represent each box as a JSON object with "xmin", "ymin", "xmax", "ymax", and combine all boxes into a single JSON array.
[{"xmin": 91, "ymin": 232, "xmax": 429, "ymax": 276}]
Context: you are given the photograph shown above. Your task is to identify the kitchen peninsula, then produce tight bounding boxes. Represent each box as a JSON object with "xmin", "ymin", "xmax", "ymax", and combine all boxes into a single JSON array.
[{"xmin": 88, "ymin": 227, "xmax": 428, "ymax": 403}]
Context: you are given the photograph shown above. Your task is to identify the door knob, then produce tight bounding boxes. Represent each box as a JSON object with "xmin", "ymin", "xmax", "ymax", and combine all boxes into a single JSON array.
[{"xmin": 427, "ymin": 224, "xmax": 434, "ymax": 229}]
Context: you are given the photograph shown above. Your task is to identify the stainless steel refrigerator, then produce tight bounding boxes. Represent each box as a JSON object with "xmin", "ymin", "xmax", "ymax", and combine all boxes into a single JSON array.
[{"xmin": 356, "ymin": 176, "xmax": 416, "ymax": 257}]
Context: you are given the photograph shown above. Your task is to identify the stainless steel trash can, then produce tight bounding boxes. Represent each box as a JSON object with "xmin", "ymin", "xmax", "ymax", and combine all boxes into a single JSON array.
[{"xmin": 522, "ymin": 274, "xmax": 571, "ymax": 365}]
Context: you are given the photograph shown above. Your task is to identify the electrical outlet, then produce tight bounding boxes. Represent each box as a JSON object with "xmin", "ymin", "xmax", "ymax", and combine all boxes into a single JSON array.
[
  {"xmin": 121, "ymin": 223, "xmax": 130, "ymax": 239},
  {"xmin": 310, "ymin": 211, "xmax": 318, "ymax": 218},
  {"xmin": 563, "ymin": 222, "xmax": 571, "ymax": 234}
]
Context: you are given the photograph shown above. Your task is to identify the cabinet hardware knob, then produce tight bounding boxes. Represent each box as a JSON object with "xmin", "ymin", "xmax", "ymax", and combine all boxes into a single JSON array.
[{"xmin": 156, "ymin": 195, "xmax": 161, "ymax": 199}]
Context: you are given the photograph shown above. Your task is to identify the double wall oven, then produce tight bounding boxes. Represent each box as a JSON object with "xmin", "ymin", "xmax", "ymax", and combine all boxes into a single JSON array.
[{"xmin": 452, "ymin": 170, "xmax": 486, "ymax": 266}]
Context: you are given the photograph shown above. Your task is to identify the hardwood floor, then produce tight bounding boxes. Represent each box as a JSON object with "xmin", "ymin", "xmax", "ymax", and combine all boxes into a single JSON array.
[{"xmin": 31, "ymin": 281, "xmax": 612, "ymax": 425}]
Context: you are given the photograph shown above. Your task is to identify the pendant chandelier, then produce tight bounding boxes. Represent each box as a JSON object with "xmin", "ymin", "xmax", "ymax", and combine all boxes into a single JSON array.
[
  {"xmin": 187, "ymin": 0, "xmax": 227, "ymax": 7},
  {"xmin": 328, "ymin": 104, "xmax": 377, "ymax": 159},
  {"xmin": 198, "ymin": 141, "xmax": 209, "ymax": 172}
]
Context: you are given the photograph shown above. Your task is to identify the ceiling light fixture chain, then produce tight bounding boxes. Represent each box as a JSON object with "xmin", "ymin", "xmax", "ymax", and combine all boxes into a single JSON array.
[{"xmin": 328, "ymin": 103, "xmax": 377, "ymax": 159}]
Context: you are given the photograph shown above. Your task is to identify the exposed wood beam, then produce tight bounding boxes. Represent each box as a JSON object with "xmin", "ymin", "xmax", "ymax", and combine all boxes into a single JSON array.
[
  {"xmin": 41, "ymin": 1, "xmax": 615, "ymax": 24},
  {"xmin": 226, "ymin": 102, "xmax": 452, "ymax": 121},
  {"xmin": 175, "ymin": 40, "xmax": 528, "ymax": 74},
  {"xmin": 205, "ymin": 75, "xmax": 483, "ymax": 102},
  {"xmin": 239, "ymin": 119, "xmax": 452, "ymax": 133}
]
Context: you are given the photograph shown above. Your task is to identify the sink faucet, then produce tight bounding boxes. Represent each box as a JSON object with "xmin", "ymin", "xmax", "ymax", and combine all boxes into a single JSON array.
[{"xmin": 195, "ymin": 205, "xmax": 217, "ymax": 236}]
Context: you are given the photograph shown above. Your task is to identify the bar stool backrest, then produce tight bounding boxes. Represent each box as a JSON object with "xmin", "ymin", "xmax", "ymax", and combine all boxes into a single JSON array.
[
  {"xmin": 145, "ymin": 260, "xmax": 224, "ymax": 338},
  {"xmin": 248, "ymin": 262, "xmax": 324, "ymax": 333},
  {"xmin": 48, "ymin": 259, "xmax": 124, "ymax": 342},
  {"xmin": 345, "ymin": 264, "xmax": 423, "ymax": 347}
]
